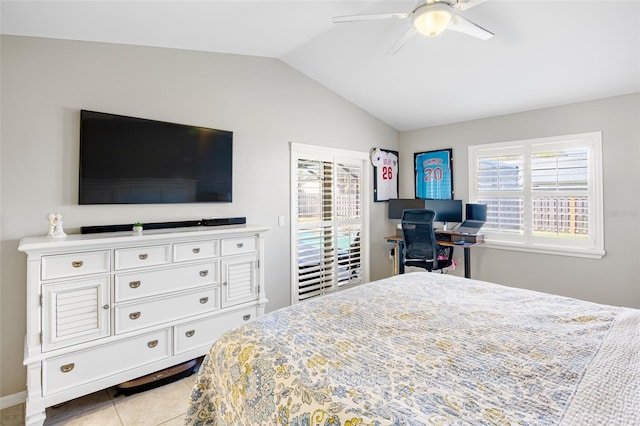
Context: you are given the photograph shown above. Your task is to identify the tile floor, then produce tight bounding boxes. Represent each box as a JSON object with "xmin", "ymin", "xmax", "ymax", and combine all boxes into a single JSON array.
[{"xmin": 0, "ymin": 374, "xmax": 195, "ymax": 425}]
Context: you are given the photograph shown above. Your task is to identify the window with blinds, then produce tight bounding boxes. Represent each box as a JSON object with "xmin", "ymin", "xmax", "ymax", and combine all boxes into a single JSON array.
[
  {"xmin": 291, "ymin": 144, "xmax": 368, "ymax": 303},
  {"xmin": 469, "ymin": 132, "xmax": 604, "ymax": 258}
]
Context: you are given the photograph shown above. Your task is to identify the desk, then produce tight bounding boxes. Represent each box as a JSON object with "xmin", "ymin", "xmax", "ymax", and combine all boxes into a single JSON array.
[
  {"xmin": 385, "ymin": 231, "xmax": 484, "ymax": 279},
  {"xmin": 435, "ymin": 231, "xmax": 484, "ymax": 279},
  {"xmin": 386, "ymin": 235, "xmax": 404, "ymax": 275}
]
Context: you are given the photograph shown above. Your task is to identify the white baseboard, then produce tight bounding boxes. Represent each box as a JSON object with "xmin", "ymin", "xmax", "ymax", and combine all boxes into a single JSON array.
[{"xmin": 0, "ymin": 391, "xmax": 26, "ymax": 410}]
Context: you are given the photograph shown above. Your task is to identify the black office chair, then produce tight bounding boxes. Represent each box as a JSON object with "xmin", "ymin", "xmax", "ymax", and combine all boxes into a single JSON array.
[{"xmin": 401, "ymin": 209, "xmax": 453, "ymax": 273}]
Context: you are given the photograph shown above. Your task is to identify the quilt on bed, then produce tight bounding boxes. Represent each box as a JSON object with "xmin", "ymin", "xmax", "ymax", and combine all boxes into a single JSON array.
[{"xmin": 185, "ymin": 272, "xmax": 640, "ymax": 425}]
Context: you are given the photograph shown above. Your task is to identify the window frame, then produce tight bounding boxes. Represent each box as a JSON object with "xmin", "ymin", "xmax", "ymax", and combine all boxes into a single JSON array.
[
  {"xmin": 468, "ymin": 132, "xmax": 605, "ymax": 259},
  {"xmin": 290, "ymin": 143, "xmax": 370, "ymax": 304}
]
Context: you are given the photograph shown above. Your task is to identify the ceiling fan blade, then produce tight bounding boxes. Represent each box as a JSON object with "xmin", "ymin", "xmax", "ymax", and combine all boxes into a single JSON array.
[
  {"xmin": 447, "ymin": 14, "xmax": 494, "ymax": 40},
  {"xmin": 332, "ymin": 12, "xmax": 410, "ymax": 24},
  {"xmin": 453, "ymin": 0, "xmax": 488, "ymax": 11},
  {"xmin": 385, "ymin": 27, "xmax": 418, "ymax": 55}
]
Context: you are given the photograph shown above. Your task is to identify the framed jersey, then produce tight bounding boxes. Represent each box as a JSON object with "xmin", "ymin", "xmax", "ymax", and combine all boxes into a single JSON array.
[
  {"xmin": 371, "ymin": 148, "xmax": 399, "ymax": 202},
  {"xmin": 414, "ymin": 148, "xmax": 454, "ymax": 200}
]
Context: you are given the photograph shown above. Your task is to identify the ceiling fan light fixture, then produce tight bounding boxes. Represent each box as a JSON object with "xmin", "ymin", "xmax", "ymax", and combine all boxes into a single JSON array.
[{"xmin": 412, "ymin": 3, "xmax": 453, "ymax": 37}]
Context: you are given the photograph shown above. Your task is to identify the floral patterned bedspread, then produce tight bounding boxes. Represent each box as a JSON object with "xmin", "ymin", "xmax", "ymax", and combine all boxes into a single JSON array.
[{"xmin": 185, "ymin": 272, "xmax": 640, "ymax": 426}]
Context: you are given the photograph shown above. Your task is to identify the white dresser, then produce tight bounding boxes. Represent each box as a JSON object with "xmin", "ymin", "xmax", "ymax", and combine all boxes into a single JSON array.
[{"xmin": 18, "ymin": 224, "xmax": 269, "ymax": 426}]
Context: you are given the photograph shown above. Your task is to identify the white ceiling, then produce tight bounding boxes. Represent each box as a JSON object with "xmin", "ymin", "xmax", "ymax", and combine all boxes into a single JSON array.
[{"xmin": 2, "ymin": 0, "xmax": 639, "ymax": 131}]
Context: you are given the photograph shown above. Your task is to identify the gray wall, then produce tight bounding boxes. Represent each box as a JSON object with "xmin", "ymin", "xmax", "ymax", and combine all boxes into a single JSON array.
[
  {"xmin": 400, "ymin": 93, "xmax": 640, "ymax": 308},
  {"xmin": 0, "ymin": 35, "xmax": 399, "ymax": 399}
]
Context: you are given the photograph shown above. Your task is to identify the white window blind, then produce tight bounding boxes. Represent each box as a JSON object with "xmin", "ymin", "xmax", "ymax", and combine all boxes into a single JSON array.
[
  {"xmin": 291, "ymin": 144, "xmax": 369, "ymax": 303},
  {"xmin": 469, "ymin": 132, "xmax": 604, "ymax": 258}
]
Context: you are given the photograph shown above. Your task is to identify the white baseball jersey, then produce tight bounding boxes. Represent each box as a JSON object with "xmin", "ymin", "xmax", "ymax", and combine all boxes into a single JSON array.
[{"xmin": 371, "ymin": 148, "xmax": 398, "ymax": 200}]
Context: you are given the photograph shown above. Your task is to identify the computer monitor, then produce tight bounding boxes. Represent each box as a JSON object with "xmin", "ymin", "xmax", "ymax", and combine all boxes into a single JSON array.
[
  {"xmin": 466, "ymin": 203, "xmax": 488, "ymax": 222},
  {"xmin": 423, "ymin": 199, "xmax": 463, "ymax": 230},
  {"xmin": 388, "ymin": 198, "xmax": 426, "ymax": 219}
]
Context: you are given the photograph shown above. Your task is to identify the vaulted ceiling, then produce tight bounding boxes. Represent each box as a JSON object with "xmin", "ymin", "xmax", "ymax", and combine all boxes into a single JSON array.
[{"xmin": 2, "ymin": 0, "xmax": 639, "ymax": 131}]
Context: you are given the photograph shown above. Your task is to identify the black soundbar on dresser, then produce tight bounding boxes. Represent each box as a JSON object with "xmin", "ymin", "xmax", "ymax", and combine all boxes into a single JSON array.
[{"xmin": 80, "ymin": 217, "xmax": 246, "ymax": 234}]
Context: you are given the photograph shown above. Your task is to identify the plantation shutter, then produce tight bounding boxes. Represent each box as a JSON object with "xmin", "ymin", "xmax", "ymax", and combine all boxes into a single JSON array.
[
  {"xmin": 469, "ymin": 132, "xmax": 604, "ymax": 258},
  {"xmin": 296, "ymin": 159, "xmax": 335, "ymax": 300},
  {"xmin": 291, "ymin": 144, "xmax": 368, "ymax": 303},
  {"xmin": 477, "ymin": 152, "xmax": 524, "ymax": 234},
  {"xmin": 335, "ymin": 161, "xmax": 362, "ymax": 287},
  {"xmin": 530, "ymin": 147, "xmax": 589, "ymax": 238}
]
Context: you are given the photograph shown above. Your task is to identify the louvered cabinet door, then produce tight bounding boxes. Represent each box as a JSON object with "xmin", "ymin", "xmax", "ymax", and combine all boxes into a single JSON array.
[
  {"xmin": 41, "ymin": 276, "xmax": 110, "ymax": 351},
  {"xmin": 221, "ymin": 254, "xmax": 258, "ymax": 308}
]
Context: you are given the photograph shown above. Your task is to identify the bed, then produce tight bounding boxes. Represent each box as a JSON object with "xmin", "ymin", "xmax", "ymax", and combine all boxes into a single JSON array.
[{"xmin": 185, "ymin": 272, "xmax": 640, "ymax": 425}]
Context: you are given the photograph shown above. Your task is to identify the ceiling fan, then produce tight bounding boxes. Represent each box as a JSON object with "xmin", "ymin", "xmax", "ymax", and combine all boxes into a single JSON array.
[{"xmin": 332, "ymin": 0, "xmax": 494, "ymax": 54}]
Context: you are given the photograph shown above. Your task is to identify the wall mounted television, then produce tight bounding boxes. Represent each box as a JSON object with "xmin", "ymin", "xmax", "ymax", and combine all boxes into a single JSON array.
[{"xmin": 79, "ymin": 110, "xmax": 233, "ymax": 204}]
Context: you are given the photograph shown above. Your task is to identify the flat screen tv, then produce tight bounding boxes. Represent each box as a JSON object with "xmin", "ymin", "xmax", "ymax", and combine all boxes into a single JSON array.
[{"xmin": 79, "ymin": 110, "xmax": 233, "ymax": 204}]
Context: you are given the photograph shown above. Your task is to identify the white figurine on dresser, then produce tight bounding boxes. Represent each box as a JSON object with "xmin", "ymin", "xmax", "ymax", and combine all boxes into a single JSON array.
[
  {"xmin": 46, "ymin": 213, "xmax": 66, "ymax": 238},
  {"xmin": 18, "ymin": 224, "xmax": 269, "ymax": 426}
]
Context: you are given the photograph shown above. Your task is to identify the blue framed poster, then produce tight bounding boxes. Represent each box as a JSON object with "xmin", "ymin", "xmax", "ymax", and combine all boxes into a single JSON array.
[{"xmin": 414, "ymin": 149, "xmax": 453, "ymax": 200}]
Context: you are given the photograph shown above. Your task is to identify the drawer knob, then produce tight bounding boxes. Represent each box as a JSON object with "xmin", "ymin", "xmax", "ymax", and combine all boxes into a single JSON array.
[
  {"xmin": 129, "ymin": 281, "xmax": 141, "ymax": 289},
  {"xmin": 129, "ymin": 312, "xmax": 141, "ymax": 320},
  {"xmin": 199, "ymin": 297, "xmax": 209, "ymax": 304},
  {"xmin": 236, "ymin": 243, "xmax": 244, "ymax": 248},
  {"xmin": 71, "ymin": 261, "xmax": 84, "ymax": 268},
  {"xmin": 147, "ymin": 340, "xmax": 158, "ymax": 348},
  {"xmin": 223, "ymin": 281, "xmax": 228, "ymax": 286},
  {"xmin": 192, "ymin": 248, "xmax": 200, "ymax": 254},
  {"xmin": 138, "ymin": 253, "xmax": 148, "ymax": 260},
  {"xmin": 103, "ymin": 304, "xmax": 109, "ymax": 310},
  {"xmin": 60, "ymin": 363, "xmax": 75, "ymax": 373},
  {"xmin": 243, "ymin": 314, "xmax": 251, "ymax": 321},
  {"xmin": 185, "ymin": 330, "xmax": 196, "ymax": 338},
  {"xmin": 199, "ymin": 270, "xmax": 208, "ymax": 277}
]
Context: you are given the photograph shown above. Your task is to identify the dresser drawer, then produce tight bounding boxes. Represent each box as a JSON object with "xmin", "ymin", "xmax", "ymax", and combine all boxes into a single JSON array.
[
  {"xmin": 43, "ymin": 328, "xmax": 171, "ymax": 395},
  {"xmin": 114, "ymin": 261, "xmax": 218, "ymax": 302},
  {"xmin": 221, "ymin": 237, "xmax": 257, "ymax": 256},
  {"xmin": 173, "ymin": 240, "xmax": 219, "ymax": 262},
  {"xmin": 115, "ymin": 287, "xmax": 220, "ymax": 334},
  {"xmin": 41, "ymin": 251, "xmax": 110, "ymax": 281},
  {"xmin": 114, "ymin": 244, "xmax": 171, "ymax": 270},
  {"xmin": 174, "ymin": 307, "xmax": 257, "ymax": 354}
]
